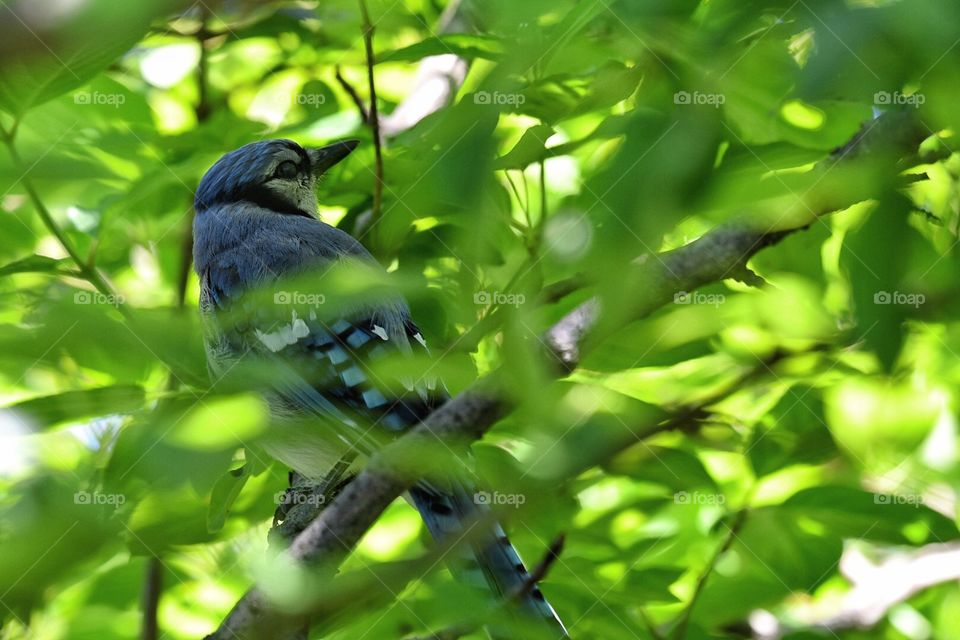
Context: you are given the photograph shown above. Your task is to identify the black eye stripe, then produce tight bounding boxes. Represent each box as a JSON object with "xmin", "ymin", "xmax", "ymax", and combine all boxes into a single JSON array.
[
  {"xmin": 295, "ymin": 146, "xmax": 310, "ymax": 167},
  {"xmin": 274, "ymin": 160, "xmax": 299, "ymax": 179}
]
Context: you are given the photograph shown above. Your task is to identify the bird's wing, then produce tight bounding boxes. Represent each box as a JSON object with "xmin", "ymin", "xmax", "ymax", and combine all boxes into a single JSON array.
[{"xmin": 200, "ymin": 256, "xmax": 447, "ymax": 460}]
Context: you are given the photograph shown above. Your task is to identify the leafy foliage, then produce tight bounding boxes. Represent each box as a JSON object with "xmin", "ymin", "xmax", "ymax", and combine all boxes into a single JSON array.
[{"xmin": 1, "ymin": 0, "xmax": 959, "ymax": 639}]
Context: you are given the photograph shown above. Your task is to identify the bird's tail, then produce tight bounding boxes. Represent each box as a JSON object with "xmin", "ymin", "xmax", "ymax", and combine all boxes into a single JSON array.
[{"xmin": 409, "ymin": 482, "xmax": 568, "ymax": 638}]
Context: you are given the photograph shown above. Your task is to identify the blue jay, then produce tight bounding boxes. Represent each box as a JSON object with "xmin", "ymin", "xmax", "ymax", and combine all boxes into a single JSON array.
[{"xmin": 193, "ymin": 139, "xmax": 567, "ymax": 636}]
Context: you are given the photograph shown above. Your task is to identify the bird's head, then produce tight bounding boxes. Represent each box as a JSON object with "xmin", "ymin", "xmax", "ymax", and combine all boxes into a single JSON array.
[{"xmin": 195, "ymin": 138, "xmax": 358, "ymax": 218}]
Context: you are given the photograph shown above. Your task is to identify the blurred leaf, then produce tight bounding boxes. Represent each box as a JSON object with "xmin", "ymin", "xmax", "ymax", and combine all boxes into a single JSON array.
[
  {"xmin": 622, "ymin": 566, "xmax": 684, "ymax": 603},
  {"xmin": 844, "ymin": 196, "xmax": 914, "ymax": 371},
  {"xmin": 748, "ymin": 385, "xmax": 835, "ymax": 477},
  {"xmin": 0, "ymin": 254, "xmax": 67, "ymax": 276},
  {"xmin": 494, "ymin": 124, "xmax": 555, "ymax": 170},
  {"xmin": 606, "ymin": 446, "xmax": 717, "ymax": 492},
  {"xmin": 0, "ymin": 1, "xmax": 177, "ymax": 115},
  {"xmin": 0, "ymin": 474, "xmax": 119, "ymax": 614},
  {"xmin": 6, "ymin": 385, "xmax": 144, "ymax": 430},
  {"xmin": 378, "ymin": 33, "xmax": 503, "ymax": 63},
  {"xmin": 207, "ymin": 465, "xmax": 250, "ymax": 533},
  {"xmin": 168, "ymin": 394, "xmax": 268, "ymax": 451},
  {"xmin": 779, "ymin": 485, "xmax": 956, "ymax": 544}
]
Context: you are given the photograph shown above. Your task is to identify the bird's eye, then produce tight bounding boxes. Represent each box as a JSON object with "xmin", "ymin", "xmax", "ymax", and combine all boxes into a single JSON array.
[{"xmin": 275, "ymin": 160, "xmax": 299, "ymax": 179}]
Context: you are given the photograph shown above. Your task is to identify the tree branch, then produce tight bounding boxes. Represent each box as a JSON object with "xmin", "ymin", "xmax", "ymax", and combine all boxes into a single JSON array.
[
  {"xmin": 358, "ymin": 0, "xmax": 383, "ymax": 228},
  {"xmin": 334, "ymin": 66, "xmax": 369, "ymax": 124},
  {"xmin": 141, "ymin": 557, "xmax": 163, "ymax": 640},
  {"xmin": 750, "ymin": 543, "xmax": 960, "ymax": 638},
  {"xmin": 207, "ymin": 110, "xmax": 929, "ymax": 640}
]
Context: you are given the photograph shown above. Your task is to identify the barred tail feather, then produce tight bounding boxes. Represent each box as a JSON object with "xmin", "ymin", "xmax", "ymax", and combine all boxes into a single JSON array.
[{"xmin": 408, "ymin": 483, "xmax": 568, "ymax": 638}]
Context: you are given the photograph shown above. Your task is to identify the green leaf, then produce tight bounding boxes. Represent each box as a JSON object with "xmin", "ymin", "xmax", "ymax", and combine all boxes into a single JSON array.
[
  {"xmin": 606, "ymin": 446, "xmax": 717, "ymax": 492},
  {"xmin": 494, "ymin": 124, "xmax": 555, "ymax": 169},
  {"xmin": 0, "ymin": 474, "xmax": 119, "ymax": 613},
  {"xmin": 207, "ymin": 466, "xmax": 250, "ymax": 533},
  {"xmin": 695, "ymin": 508, "xmax": 840, "ymax": 625},
  {"xmin": 0, "ymin": 1, "xmax": 176, "ymax": 115},
  {"xmin": 0, "ymin": 254, "xmax": 67, "ymax": 277},
  {"xmin": 780, "ymin": 485, "xmax": 957, "ymax": 544},
  {"xmin": 378, "ymin": 34, "xmax": 503, "ymax": 63},
  {"xmin": 748, "ymin": 385, "xmax": 835, "ymax": 477},
  {"xmin": 6, "ymin": 385, "xmax": 144, "ymax": 429},
  {"xmin": 168, "ymin": 394, "xmax": 268, "ymax": 451},
  {"xmin": 125, "ymin": 484, "xmax": 215, "ymax": 553},
  {"xmin": 844, "ymin": 196, "xmax": 914, "ymax": 371},
  {"xmin": 622, "ymin": 567, "xmax": 684, "ymax": 603},
  {"xmin": 520, "ymin": 63, "xmax": 642, "ymax": 124}
]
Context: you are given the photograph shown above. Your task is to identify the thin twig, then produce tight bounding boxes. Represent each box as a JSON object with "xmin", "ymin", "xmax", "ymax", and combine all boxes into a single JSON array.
[
  {"xmin": 503, "ymin": 170, "xmax": 530, "ymax": 221},
  {"xmin": 538, "ymin": 158, "xmax": 547, "ymax": 232},
  {"xmin": 670, "ymin": 509, "xmax": 749, "ymax": 640},
  {"xmin": 142, "ymin": 557, "xmax": 163, "ymax": 640},
  {"xmin": 358, "ymin": 0, "xmax": 384, "ymax": 227},
  {"xmin": 175, "ymin": 16, "xmax": 212, "ymax": 310},
  {"xmin": 334, "ymin": 66, "xmax": 369, "ymax": 123},
  {"xmin": 408, "ymin": 534, "xmax": 568, "ymax": 640},
  {"xmin": 511, "ymin": 534, "xmax": 565, "ymax": 601}
]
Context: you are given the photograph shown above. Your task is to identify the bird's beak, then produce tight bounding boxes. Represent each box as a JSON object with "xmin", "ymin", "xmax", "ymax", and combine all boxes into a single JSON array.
[{"xmin": 308, "ymin": 139, "xmax": 359, "ymax": 175}]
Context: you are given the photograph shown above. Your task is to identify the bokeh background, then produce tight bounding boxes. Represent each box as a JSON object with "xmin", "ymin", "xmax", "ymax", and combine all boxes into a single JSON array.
[{"xmin": 1, "ymin": 0, "xmax": 960, "ymax": 638}]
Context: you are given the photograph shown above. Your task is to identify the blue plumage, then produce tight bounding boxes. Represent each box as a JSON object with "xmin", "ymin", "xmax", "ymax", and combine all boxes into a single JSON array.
[
  {"xmin": 195, "ymin": 141, "xmax": 286, "ymax": 210},
  {"xmin": 194, "ymin": 139, "xmax": 567, "ymax": 637}
]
